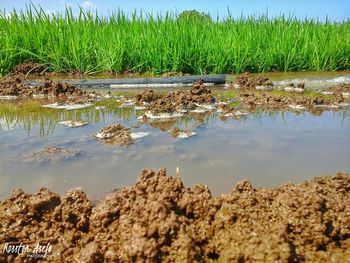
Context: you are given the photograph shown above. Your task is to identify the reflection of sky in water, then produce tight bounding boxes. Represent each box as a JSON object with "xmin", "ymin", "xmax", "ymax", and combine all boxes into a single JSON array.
[{"xmin": 0, "ymin": 106, "xmax": 349, "ymax": 200}]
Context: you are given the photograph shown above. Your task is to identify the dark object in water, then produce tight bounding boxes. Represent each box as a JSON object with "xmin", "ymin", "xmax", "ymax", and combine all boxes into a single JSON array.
[{"xmin": 23, "ymin": 74, "xmax": 226, "ymax": 89}]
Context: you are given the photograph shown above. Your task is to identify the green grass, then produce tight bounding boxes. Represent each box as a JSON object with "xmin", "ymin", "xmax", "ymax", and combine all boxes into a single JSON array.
[{"xmin": 0, "ymin": 6, "xmax": 349, "ymax": 76}]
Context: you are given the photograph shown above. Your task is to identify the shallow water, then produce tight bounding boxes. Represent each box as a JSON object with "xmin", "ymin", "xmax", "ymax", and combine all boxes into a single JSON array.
[{"xmin": 1, "ymin": 97, "xmax": 349, "ymax": 201}]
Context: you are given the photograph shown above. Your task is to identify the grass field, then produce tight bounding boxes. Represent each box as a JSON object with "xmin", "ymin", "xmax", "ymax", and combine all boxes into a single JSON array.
[{"xmin": 0, "ymin": 6, "xmax": 349, "ymax": 75}]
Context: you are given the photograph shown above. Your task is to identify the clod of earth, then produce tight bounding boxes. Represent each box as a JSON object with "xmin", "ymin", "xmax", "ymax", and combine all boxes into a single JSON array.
[
  {"xmin": 0, "ymin": 170, "xmax": 349, "ymax": 262},
  {"xmin": 95, "ymin": 124, "xmax": 133, "ymax": 145},
  {"xmin": 233, "ymin": 73, "xmax": 274, "ymax": 89}
]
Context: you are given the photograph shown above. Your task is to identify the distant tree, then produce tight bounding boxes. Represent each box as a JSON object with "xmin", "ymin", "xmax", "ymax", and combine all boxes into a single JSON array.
[{"xmin": 177, "ymin": 10, "xmax": 212, "ymax": 23}]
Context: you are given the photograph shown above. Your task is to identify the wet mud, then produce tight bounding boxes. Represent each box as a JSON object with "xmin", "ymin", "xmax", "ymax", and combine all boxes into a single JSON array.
[
  {"xmin": 95, "ymin": 124, "xmax": 133, "ymax": 145},
  {"xmin": 233, "ymin": 73, "xmax": 274, "ymax": 89},
  {"xmin": 0, "ymin": 170, "xmax": 349, "ymax": 262},
  {"xmin": 138, "ymin": 80, "xmax": 215, "ymax": 114}
]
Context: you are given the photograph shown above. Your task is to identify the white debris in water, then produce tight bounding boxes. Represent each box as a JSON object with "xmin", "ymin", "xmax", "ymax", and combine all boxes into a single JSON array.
[
  {"xmin": 233, "ymin": 84, "xmax": 240, "ymax": 89},
  {"xmin": 189, "ymin": 108, "xmax": 207, "ymax": 113},
  {"xmin": 0, "ymin": 95, "xmax": 18, "ymax": 100},
  {"xmin": 314, "ymin": 104, "xmax": 340, "ymax": 108},
  {"xmin": 216, "ymin": 101, "xmax": 229, "ymax": 106},
  {"xmin": 130, "ymin": 132, "xmax": 149, "ymax": 139},
  {"xmin": 137, "ymin": 115, "xmax": 147, "ymax": 120},
  {"xmin": 284, "ymin": 87, "xmax": 305, "ymax": 93},
  {"xmin": 195, "ymin": 104, "xmax": 216, "ymax": 110},
  {"xmin": 42, "ymin": 103, "xmax": 92, "ymax": 110},
  {"xmin": 177, "ymin": 109, "xmax": 188, "ymax": 113},
  {"xmin": 59, "ymin": 120, "xmax": 88, "ymax": 128},
  {"xmin": 223, "ymin": 110, "xmax": 249, "ymax": 117},
  {"xmin": 320, "ymin": 91, "xmax": 334, "ymax": 95},
  {"xmin": 288, "ymin": 104, "xmax": 306, "ymax": 110},
  {"xmin": 134, "ymin": 106, "xmax": 146, "ymax": 110},
  {"xmin": 145, "ymin": 111, "xmax": 184, "ymax": 119},
  {"xmin": 342, "ymin": 92, "xmax": 350, "ymax": 98},
  {"xmin": 256, "ymin": 85, "xmax": 273, "ymax": 91},
  {"xmin": 176, "ymin": 131, "xmax": 197, "ymax": 139},
  {"xmin": 95, "ymin": 132, "xmax": 113, "ymax": 139},
  {"xmin": 95, "ymin": 106, "xmax": 106, "ymax": 110},
  {"xmin": 336, "ymin": 102, "xmax": 350, "ymax": 107}
]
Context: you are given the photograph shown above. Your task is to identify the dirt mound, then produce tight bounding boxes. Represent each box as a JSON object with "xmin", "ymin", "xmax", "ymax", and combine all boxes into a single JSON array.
[
  {"xmin": 13, "ymin": 62, "xmax": 47, "ymax": 76},
  {"xmin": 143, "ymin": 81, "xmax": 215, "ymax": 114},
  {"xmin": 135, "ymin": 89, "xmax": 161, "ymax": 104},
  {"xmin": 161, "ymin": 72, "xmax": 189, "ymax": 77},
  {"xmin": 234, "ymin": 73, "xmax": 274, "ymax": 89},
  {"xmin": 1, "ymin": 170, "xmax": 349, "ymax": 262},
  {"xmin": 95, "ymin": 124, "xmax": 133, "ymax": 145},
  {"xmin": 0, "ymin": 76, "xmax": 85, "ymax": 100},
  {"xmin": 327, "ymin": 83, "xmax": 350, "ymax": 93}
]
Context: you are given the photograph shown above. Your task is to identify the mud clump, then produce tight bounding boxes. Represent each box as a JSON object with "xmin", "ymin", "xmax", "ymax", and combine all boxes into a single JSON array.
[
  {"xmin": 21, "ymin": 146, "xmax": 83, "ymax": 164},
  {"xmin": 143, "ymin": 80, "xmax": 215, "ymax": 114},
  {"xmin": 234, "ymin": 73, "xmax": 273, "ymax": 89},
  {"xmin": 95, "ymin": 124, "xmax": 133, "ymax": 145},
  {"xmin": 1, "ymin": 170, "xmax": 349, "ymax": 262},
  {"xmin": 135, "ymin": 89, "xmax": 161, "ymax": 104}
]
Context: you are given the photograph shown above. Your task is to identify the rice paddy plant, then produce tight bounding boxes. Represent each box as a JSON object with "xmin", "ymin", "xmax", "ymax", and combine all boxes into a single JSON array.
[{"xmin": 0, "ymin": 5, "xmax": 349, "ymax": 75}]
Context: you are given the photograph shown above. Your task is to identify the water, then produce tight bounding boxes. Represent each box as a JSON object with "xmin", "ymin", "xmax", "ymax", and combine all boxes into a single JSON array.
[
  {"xmin": 0, "ymin": 103, "xmax": 349, "ymax": 200},
  {"xmin": 1, "ymin": 72, "xmax": 350, "ymax": 200}
]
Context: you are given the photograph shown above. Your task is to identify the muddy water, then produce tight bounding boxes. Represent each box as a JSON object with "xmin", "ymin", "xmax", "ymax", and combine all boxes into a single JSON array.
[{"xmin": 0, "ymin": 97, "xmax": 349, "ymax": 201}]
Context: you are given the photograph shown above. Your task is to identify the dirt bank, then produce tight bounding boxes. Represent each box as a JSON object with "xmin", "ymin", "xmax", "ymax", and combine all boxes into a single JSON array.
[
  {"xmin": 1, "ymin": 170, "xmax": 349, "ymax": 262},
  {"xmin": 0, "ymin": 75, "xmax": 85, "ymax": 100}
]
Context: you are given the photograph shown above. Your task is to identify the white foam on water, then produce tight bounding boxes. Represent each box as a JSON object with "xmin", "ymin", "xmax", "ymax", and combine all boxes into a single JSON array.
[
  {"xmin": 145, "ymin": 111, "xmax": 184, "ymax": 119},
  {"xmin": 95, "ymin": 132, "xmax": 113, "ymax": 139},
  {"xmin": 176, "ymin": 131, "xmax": 197, "ymax": 139},
  {"xmin": 59, "ymin": 121, "xmax": 88, "ymax": 128},
  {"xmin": 42, "ymin": 103, "xmax": 92, "ymax": 110},
  {"xmin": 95, "ymin": 106, "xmax": 106, "ymax": 110},
  {"xmin": 130, "ymin": 132, "xmax": 149, "ymax": 139},
  {"xmin": 189, "ymin": 108, "xmax": 207, "ymax": 113},
  {"xmin": 288, "ymin": 104, "xmax": 306, "ymax": 110}
]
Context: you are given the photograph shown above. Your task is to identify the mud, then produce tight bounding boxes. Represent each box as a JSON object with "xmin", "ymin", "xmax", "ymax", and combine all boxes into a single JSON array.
[
  {"xmin": 21, "ymin": 146, "xmax": 84, "ymax": 164},
  {"xmin": 0, "ymin": 170, "xmax": 349, "ymax": 262},
  {"xmin": 327, "ymin": 83, "xmax": 350, "ymax": 94},
  {"xmin": 0, "ymin": 76, "xmax": 85, "ymax": 101},
  {"xmin": 95, "ymin": 124, "xmax": 133, "ymax": 145},
  {"xmin": 233, "ymin": 73, "xmax": 273, "ymax": 89},
  {"xmin": 140, "ymin": 80, "xmax": 215, "ymax": 114}
]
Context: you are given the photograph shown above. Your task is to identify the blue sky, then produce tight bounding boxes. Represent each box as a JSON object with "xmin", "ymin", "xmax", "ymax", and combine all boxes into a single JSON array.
[{"xmin": 1, "ymin": 0, "xmax": 349, "ymax": 21}]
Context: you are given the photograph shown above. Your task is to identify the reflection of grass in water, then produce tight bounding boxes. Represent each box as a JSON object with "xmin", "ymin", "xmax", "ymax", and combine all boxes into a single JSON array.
[{"xmin": 0, "ymin": 100, "xmax": 136, "ymax": 137}]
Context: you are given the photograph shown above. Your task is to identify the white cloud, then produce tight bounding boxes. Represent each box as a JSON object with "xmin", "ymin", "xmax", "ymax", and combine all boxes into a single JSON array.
[{"xmin": 81, "ymin": 1, "xmax": 97, "ymax": 10}]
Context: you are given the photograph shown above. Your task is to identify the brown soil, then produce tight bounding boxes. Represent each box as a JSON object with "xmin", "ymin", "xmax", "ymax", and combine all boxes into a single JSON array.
[
  {"xmin": 0, "ymin": 170, "xmax": 349, "ymax": 262},
  {"xmin": 170, "ymin": 127, "xmax": 181, "ymax": 137},
  {"xmin": 238, "ymin": 91, "xmax": 330, "ymax": 110},
  {"xmin": 161, "ymin": 72, "xmax": 190, "ymax": 77},
  {"xmin": 95, "ymin": 124, "xmax": 133, "ymax": 145},
  {"xmin": 143, "ymin": 80, "xmax": 215, "ymax": 114},
  {"xmin": 21, "ymin": 146, "xmax": 83, "ymax": 164},
  {"xmin": 0, "ymin": 75, "xmax": 86, "ymax": 101},
  {"xmin": 234, "ymin": 73, "xmax": 273, "ymax": 89},
  {"xmin": 327, "ymin": 83, "xmax": 350, "ymax": 93},
  {"xmin": 135, "ymin": 89, "xmax": 162, "ymax": 104}
]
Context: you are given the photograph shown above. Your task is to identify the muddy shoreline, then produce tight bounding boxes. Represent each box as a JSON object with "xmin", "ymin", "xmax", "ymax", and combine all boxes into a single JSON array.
[{"xmin": 0, "ymin": 170, "xmax": 349, "ymax": 262}]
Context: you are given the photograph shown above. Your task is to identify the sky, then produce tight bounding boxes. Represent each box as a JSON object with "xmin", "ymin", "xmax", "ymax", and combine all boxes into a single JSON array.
[{"xmin": 0, "ymin": 0, "xmax": 349, "ymax": 21}]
